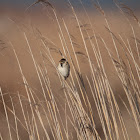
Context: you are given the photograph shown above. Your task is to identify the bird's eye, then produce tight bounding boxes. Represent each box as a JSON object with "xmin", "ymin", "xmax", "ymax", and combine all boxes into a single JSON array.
[{"xmin": 60, "ymin": 63, "xmax": 63, "ymax": 67}]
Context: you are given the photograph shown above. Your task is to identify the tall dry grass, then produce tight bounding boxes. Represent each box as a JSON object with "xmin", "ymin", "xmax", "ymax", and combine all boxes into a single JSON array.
[{"xmin": 0, "ymin": 0, "xmax": 140, "ymax": 139}]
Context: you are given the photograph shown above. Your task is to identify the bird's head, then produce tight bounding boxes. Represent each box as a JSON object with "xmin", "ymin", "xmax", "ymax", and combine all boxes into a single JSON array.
[{"xmin": 59, "ymin": 58, "xmax": 67, "ymax": 67}]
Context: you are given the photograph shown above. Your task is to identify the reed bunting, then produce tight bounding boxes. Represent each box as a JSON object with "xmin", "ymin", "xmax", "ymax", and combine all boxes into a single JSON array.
[{"xmin": 58, "ymin": 58, "xmax": 70, "ymax": 80}]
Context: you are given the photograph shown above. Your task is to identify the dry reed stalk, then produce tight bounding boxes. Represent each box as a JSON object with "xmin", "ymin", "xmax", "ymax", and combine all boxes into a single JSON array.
[
  {"xmin": 0, "ymin": 88, "xmax": 13, "ymax": 140},
  {"xmin": 10, "ymin": 96, "xmax": 20, "ymax": 140}
]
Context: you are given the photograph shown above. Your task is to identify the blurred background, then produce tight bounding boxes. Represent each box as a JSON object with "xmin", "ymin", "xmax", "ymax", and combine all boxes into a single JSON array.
[{"xmin": 0, "ymin": 0, "xmax": 140, "ymax": 10}]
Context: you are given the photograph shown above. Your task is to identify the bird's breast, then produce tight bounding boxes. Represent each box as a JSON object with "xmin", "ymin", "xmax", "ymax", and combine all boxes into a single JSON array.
[{"xmin": 58, "ymin": 65, "xmax": 69, "ymax": 77}]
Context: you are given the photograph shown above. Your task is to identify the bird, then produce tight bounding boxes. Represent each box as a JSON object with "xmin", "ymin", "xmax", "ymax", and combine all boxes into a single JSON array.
[{"xmin": 58, "ymin": 58, "xmax": 70, "ymax": 80}]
